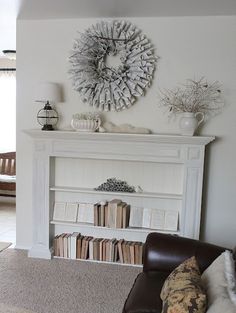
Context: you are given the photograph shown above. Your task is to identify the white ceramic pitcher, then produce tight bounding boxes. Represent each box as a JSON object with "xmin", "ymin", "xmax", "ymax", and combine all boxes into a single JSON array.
[{"xmin": 179, "ymin": 112, "xmax": 204, "ymax": 136}]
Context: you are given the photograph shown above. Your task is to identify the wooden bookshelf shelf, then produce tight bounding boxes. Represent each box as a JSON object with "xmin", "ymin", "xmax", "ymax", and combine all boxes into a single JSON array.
[
  {"xmin": 50, "ymin": 186, "xmax": 183, "ymax": 200},
  {"xmin": 50, "ymin": 220, "xmax": 180, "ymax": 235}
]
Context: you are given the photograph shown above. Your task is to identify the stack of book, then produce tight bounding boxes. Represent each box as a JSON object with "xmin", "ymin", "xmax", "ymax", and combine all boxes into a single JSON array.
[
  {"xmin": 94, "ymin": 199, "xmax": 130, "ymax": 228},
  {"xmin": 53, "ymin": 232, "xmax": 143, "ymax": 265}
]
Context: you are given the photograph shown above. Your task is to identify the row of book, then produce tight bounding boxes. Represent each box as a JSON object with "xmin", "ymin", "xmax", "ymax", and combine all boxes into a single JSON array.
[
  {"xmin": 53, "ymin": 199, "xmax": 131, "ymax": 229},
  {"xmin": 53, "ymin": 200, "xmax": 178, "ymax": 231},
  {"xmin": 53, "ymin": 232, "xmax": 143, "ymax": 265}
]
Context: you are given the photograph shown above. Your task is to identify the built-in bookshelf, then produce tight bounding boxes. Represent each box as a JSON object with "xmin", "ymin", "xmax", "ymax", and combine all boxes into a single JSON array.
[{"xmin": 25, "ymin": 130, "xmax": 214, "ymax": 264}]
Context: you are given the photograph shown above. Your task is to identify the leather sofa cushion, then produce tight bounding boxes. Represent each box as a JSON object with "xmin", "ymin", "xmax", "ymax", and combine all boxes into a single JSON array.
[{"xmin": 123, "ymin": 271, "xmax": 169, "ymax": 313}]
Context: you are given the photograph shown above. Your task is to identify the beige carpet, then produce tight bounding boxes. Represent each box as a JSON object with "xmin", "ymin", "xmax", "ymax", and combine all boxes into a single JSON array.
[
  {"xmin": 0, "ymin": 242, "xmax": 11, "ymax": 252},
  {"xmin": 0, "ymin": 249, "xmax": 141, "ymax": 313},
  {"xmin": 0, "ymin": 303, "xmax": 36, "ymax": 313}
]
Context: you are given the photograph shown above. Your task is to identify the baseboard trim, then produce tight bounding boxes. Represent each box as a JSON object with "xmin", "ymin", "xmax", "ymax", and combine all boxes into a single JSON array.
[
  {"xmin": 14, "ymin": 245, "xmax": 30, "ymax": 251},
  {"xmin": 28, "ymin": 246, "xmax": 53, "ymax": 259}
]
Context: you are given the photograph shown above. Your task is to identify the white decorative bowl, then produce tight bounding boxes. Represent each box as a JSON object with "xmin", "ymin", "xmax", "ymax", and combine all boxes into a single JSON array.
[{"xmin": 71, "ymin": 118, "xmax": 101, "ymax": 132}]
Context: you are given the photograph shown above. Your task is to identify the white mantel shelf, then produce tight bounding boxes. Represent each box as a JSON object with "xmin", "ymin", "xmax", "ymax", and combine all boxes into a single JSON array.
[
  {"xmin": 25, "ymin": 129, "xmax": 215, "ymax": 260},
  {"xmin": 24, "ymin": 129, "xmax": 215, "ymax": 145}
]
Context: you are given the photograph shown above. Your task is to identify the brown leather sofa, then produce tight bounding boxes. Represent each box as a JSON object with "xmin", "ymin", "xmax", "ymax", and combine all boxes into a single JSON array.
[{"xmin": 123, "ymin": 232, "xmax": 226, "ymax": 313}]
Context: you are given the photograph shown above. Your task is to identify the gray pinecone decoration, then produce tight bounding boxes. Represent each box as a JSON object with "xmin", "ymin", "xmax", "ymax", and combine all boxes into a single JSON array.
[{"xmin": 95, "ymin": 177, "xmax": 136, "ymax": 193}]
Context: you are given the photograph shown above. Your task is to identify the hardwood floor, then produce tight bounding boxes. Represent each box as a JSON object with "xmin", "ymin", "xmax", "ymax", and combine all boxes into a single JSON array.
[{"xmin": 0, "ymin": 198, "xmax": 16, "ymax": 246}]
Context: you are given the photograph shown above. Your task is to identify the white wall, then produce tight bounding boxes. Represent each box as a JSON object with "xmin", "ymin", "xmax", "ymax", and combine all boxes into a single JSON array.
[{"xmin": 16, "ymin": 16, "xmax": 236, "ymax": 249}]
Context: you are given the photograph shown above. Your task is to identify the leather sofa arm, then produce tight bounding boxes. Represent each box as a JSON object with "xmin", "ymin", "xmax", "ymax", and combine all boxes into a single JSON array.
[{"xmin": 143, "ymin": 232, "xmax": 227, "ymax": 274}]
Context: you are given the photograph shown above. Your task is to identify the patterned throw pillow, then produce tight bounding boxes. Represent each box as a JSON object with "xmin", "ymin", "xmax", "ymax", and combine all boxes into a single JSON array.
[{"xmin": 160, "ymin": 256, "xmax": 207, "ymax": 313}]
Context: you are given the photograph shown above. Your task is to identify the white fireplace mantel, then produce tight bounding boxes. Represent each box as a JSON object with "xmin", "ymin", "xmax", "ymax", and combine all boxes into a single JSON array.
[{"xmin": 25, "ymin": 129, "xmax": 214, "ymax": 259}]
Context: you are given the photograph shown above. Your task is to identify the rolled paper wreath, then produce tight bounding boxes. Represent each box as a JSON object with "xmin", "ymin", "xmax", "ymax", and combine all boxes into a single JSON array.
[{"xmin": 69, "ymin": 20, "xmax": 157, "ymax": 112}]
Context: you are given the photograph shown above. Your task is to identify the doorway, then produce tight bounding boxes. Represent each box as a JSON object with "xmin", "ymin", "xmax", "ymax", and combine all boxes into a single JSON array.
[{"xmin": 0, "ymin": 65, "xmax": 16, "ymax": 247}]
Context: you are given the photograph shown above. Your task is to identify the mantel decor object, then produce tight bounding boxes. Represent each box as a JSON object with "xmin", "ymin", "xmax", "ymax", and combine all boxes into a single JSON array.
[
  {"xmin": 95, "ymin": 177, "xmax": 136, "ymax": 193},
  {"xmin": 179, "ymin": 112, "xmax": 204, "ymax": 136},
  {"xmin": 99, "ymin": 121, "xmax": 151, "ymax": 134},
  {"xmin": 159, "ymin": 77, "xmax": 224, "ymax": 136},
  {"xmin": 71, "ymin": 112, "xmax": 101, "ymax": 132},
  {"xmin": 35, "ymin": 82, "xmax": 62, "ymax": 131},
  {"xmin": 69, "ymin": 20, "xmax": 157, "ymax": 112}
]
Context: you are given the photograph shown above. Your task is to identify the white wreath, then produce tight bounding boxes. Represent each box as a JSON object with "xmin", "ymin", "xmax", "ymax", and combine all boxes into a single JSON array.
[{"xmin": 69, "ymin": 20, "xmax": 157, "ymax": 112}]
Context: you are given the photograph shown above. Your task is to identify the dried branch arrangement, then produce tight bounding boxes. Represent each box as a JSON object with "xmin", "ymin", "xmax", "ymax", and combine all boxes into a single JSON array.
[
  {"xmin": 69, "ymin": 20, "xmax": 157, "ymax": 112},
  {"xmin": 160, "ymin": 78, "xmax": 224, "ymax": 118}
]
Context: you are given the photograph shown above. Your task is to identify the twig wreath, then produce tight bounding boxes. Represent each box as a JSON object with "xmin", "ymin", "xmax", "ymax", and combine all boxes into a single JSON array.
[{"xmin": 69, "ymin": 20, "xmax": 157, "ymax": 112}]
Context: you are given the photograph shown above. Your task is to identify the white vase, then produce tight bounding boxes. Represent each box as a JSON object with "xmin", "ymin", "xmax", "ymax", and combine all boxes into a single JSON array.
[
  {"xmin": 179, "ymin": 112, "xmax": 204, "ymax": 136},
  {"xmin": 71, "ymin": 118, "xmax": 101, "ymax": 132}
]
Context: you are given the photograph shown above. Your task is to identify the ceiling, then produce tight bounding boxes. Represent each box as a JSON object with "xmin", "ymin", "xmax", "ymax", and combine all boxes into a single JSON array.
[
  {"xmin": 1, "ymin": 0, "xmax": 236, "ymax": 57},
  {"xmin": 18, "ymin": 0, "xmax": 236, "ymax": 19}
]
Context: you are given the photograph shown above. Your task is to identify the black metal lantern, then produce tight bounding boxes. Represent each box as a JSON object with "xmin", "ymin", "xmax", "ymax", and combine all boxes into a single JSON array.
[
  {"xmin": 35, "ymin": 82, "xmax": 61, "ymax": 131},
  {"xmin": 37, "ymin": 101, "xmax": 59, "ymax": 130}
]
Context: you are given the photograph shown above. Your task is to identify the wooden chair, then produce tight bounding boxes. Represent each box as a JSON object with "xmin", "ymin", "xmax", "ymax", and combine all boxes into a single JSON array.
[{"xmin": 0, "ymin": 152, "xmax": 16, "ymax": 197}]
